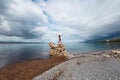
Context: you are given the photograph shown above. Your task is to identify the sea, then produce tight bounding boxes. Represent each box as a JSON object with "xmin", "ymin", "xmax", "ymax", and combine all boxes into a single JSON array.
[{"xmin": 0, "ymin": 42, "xmax": 120, "ymax": 68}]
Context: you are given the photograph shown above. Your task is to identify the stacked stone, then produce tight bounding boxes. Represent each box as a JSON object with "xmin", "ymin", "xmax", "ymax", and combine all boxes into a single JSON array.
[
  {"xmin": 49, "ymin": 42, "xmax": 68, "ymax": 57},
  {"xmin": 56, "ymin": 43, "xmax": 68, "ymax": 56}
]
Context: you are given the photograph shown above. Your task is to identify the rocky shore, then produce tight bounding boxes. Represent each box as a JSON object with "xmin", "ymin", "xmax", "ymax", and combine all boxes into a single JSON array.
[
  {"xmin": 0, "ymin": 49, "xmax": 120, "ymax": 80},
  {"xmin": 33, "ymin": 49, "xmax": 120, "ymax": 80},
  {"xmin": 0, "ymin": 56, "xmax": 67, "ymax": 80}
]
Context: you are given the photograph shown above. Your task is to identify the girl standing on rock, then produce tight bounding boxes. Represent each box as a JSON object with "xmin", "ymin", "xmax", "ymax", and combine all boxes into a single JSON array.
[{"xmin": 58, "ymin": 34, "xmax": 62, "ymax": 44}]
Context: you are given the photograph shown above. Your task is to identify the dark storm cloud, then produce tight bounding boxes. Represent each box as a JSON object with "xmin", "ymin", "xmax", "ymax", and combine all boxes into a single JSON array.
[
  {"xmin": 39, "ymin": 0, "xmax": 120, "ymax": 42},
  {"xmin": 0, "ymin": 0, "xmax": 120, "ymax": 42},
  {"xmin": 0, "ymin": 0, "xmax": 49, "ymax": 40},
  {"xmin": 85, "ymin": 17, "xmax": 120, "ymax": 41},
  {"xmin": 0, "ymin": 0, "xmax": 10, "ymax": 13}
]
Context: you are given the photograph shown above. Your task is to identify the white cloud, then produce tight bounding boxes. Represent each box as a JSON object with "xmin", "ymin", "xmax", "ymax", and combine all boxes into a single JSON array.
[
  {"xmin": 0, "ymin": 0, "xmax": 120, "ymax": 42},
  {"xmin": 32, "ymin": 26, "xmax": 48, "ymax": 33},
  {"xmin": 41, "ymin": 0, "xmax": 120, "ymax": 41},
  {"xmin": 8, "ymin": 0, "xmax": 49, "ymax": 24},
  {"xmin": 0, "ymin": 18, "xmax": 11, "ymax": 31},
  {"xmin": 0, "ymin": 0, "xmax": 49, "ymax": 41}
]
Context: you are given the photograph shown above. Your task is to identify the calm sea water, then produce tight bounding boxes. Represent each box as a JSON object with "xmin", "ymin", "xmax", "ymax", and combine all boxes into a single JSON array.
[{"xmin": 0, "ymin": 42, "xmax": 120, "ymax": 68}]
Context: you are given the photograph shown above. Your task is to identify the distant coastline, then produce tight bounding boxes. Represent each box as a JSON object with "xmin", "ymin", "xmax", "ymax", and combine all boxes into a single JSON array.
[
  {"xmin": 93, "ymin": 39, "xmax": 120, "ymax": 43},
  {"xmin": 100, "ymin": 39, "xmax": 120, "ymax": 42}
]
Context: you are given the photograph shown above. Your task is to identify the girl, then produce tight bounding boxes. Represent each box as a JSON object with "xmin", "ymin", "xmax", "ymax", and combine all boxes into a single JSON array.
[{"xmin": 58, "ymin": 34, "xmax": 62, "ymax": 44}]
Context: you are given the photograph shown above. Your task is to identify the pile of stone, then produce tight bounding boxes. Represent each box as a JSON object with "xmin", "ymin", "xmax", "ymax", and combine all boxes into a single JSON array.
[
  {"xmin": 49, "ymin": 42, "xmax": 68, "ymax": 57},
  {"xmin": 109, "ymin": 50, "xmax": 120, "ymax": 58}
]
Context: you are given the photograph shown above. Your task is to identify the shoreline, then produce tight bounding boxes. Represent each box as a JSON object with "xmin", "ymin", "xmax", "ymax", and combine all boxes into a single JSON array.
[
  {"xmin": 0, "ymin": 57, "xmax": 49, "ymax": 69},
  {"xmin": 0, "ymin": 49, "xmax": 120, "ymax": 80},
  {"xmin": 0, "ymin": 56, "xmax": 67, "ymax": 80},
  {"xmin": 33, "ymin": 49, "xmax": 120, "ymax": 80}
]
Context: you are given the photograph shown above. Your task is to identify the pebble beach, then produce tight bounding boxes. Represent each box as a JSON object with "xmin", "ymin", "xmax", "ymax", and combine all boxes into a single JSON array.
[
  {"xmin": 0, "ymin": 49, "xmax": 120, "ymax": 80},
  {"xmin": 33, "ymin": 49, "xmax": 120, "ymax": 80}
]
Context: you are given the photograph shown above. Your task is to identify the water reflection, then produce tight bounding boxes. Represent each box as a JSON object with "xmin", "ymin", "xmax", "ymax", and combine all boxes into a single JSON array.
[
  {"xmin": 65, "ymin": 42, "xmax": 120, "ymax": 54},
  {"xmin": 0, "ymin": 44, "xmax": 49, "ymax": 68},
  {"xmin": 0, "ymin": 42, "xmax": 120, "ymax": 68}
]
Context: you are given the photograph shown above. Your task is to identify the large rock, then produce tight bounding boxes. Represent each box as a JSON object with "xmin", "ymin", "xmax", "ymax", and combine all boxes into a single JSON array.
[
  {"xmin": 49, "ymin": 42, "xmax": 68, "ymax": 57},
  {"xmin": 110, "ymin": 50, "xmax": 120, "ymax": 58}
]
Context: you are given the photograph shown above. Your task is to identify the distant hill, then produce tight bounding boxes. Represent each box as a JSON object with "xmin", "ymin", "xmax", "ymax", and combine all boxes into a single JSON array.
[
  {"xmin": 86, "ymin": 34, "xmax": 120, "ymax": 43},
  {"xmin": 98, "ymin": 39, "xmax": 120, "ymax": 42}
]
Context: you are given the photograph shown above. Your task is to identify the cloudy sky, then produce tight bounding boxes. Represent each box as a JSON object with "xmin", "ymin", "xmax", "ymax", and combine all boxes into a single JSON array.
[{"xmin": 0, "ymin": 0, "xmax": 120, "ymax": 42}]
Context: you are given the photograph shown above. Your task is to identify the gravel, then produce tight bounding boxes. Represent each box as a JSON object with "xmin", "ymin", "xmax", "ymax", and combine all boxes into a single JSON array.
[{"xmin": 33, "ymin": 51, "xmax": 120, "ymax": 80}]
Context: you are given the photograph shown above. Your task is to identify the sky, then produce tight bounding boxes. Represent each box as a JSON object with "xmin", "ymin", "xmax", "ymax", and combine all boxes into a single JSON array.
[{"xmin": 0, "ymin": 0, "xmax": 120, "ymax": 42}]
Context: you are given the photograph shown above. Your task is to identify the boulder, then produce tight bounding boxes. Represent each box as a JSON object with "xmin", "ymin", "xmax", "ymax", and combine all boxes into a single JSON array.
[
  {"xmin": 109, "ymin": 50, "xmax": 120, "ymax": 58},
  {"xmin": 49, "ymin": 42, "xmax": 56, "ymax": 49},
  {"xmin": 49, "ymin": 42, "xmax": 68, "ymax": 57}
]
